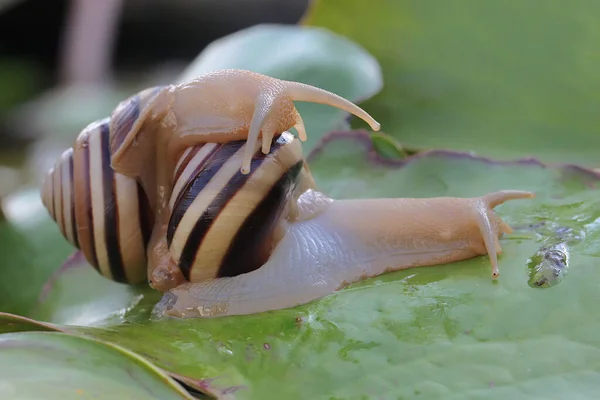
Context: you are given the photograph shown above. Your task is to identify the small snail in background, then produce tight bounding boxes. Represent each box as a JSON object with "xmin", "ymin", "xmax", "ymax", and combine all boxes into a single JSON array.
[{"xmin": 42, "ymin": 69, "xmax": 535, "ymax": 319}]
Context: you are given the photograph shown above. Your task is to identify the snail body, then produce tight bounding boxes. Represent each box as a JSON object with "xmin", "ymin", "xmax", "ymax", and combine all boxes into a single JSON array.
[
  {"xmin": 107, "ymin": 69, "xmax": 381, "ymax": 216},
  {"xmin": 41, "ymin": 69, "xmax": 535, "ymax": 319},
  {"xmin": 157, "ymin": 188, "xmax": 533, "ymax": 318}
]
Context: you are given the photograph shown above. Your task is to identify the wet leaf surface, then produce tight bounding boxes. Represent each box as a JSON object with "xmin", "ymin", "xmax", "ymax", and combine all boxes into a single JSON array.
[
  {"xmin": 30, "ymin": 250, "xmax": 155, "ymax": 327},
  {"xmin": 3, "ymin": 5, "xmax": 600, "ymax": 397},
  {"xmin": 32, "ymin": 132, "xmax": 600, "ymax": 399},
  {"xmin": 305, "ymin": 0, "xmax": 600, "ymax": 167},
  {"xmin": 0, "ymin": 331, "xmax": 194, "ymax": 399}
]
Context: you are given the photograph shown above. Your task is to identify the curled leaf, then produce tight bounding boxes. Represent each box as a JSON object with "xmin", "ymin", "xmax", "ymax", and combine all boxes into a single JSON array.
[{"xmin": 0, "ymin": 331, "xmax": 195, "ymax": 399}]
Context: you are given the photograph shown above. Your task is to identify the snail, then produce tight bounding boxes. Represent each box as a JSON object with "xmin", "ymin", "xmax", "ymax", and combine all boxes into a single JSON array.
[{"xmin": 41, "ymin": 69, "xmax": 535, "ymax": 319}]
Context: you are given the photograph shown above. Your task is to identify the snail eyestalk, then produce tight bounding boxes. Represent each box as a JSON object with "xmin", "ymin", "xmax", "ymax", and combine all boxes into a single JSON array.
[{"xmin": 239, "ymin": 77, "xmax": 380, "ymax": 175}]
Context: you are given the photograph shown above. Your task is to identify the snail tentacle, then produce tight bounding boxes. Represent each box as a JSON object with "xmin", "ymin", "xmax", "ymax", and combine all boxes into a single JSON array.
[
  {"xmin": 284, "ymin": 80, "xmax": 381, "ymax": 131},
  {"xmin": 242, "ymin": 88, "xmax": 281, "ymax": 174},
  {"xmin": 292, "ymin": 108, "xmax": 307, "ymax": 141},
  {"xmin": 473, "ymin": 190, "xmax": 534, "ymax": 277}
]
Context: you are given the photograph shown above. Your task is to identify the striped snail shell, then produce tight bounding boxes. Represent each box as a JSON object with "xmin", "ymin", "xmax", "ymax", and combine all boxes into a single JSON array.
[
  {"xmin": 157, "ymin": 131, "xmax": 309, "ymax": 287},
  {"xmin": 41, "ymin": 115, "xmax": 309, "ymax": 289},
  {"xmin": 40, "ymin": 84, "xmax": 167, "ymax": 284},
  {"xmin": 41, "ymin": 118, "xmax": 154, "ymax": 284}
]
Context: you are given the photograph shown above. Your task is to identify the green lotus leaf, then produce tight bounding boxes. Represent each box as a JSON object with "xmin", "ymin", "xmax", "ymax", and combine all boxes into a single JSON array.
[
  {"xmin": 0, "ymin": 331, "xmax": 195, "ymax": 399},
  {"xmin": 29, "ymin": 251, "xmax": 156, "ymax": 327},
  {"xmin": 178, "ymin": 23, "xmax": 382, "ymax": 153},
  {"xmin": 34, "ymin": 132, "xmax": 600, "ymax": 399},
  {"xmin": 305, "ymin": 0, "xmax": 600, "ymax": 167}
]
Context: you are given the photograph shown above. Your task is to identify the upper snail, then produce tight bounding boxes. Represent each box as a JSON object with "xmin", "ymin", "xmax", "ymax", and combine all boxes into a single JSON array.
[
  {"xmin": 42, "ymin": 69, "xmax": 534, "ymax": 319},
  {"xmin": 107, "ymin": 69, "xmax": 381, "ymax": 211}
]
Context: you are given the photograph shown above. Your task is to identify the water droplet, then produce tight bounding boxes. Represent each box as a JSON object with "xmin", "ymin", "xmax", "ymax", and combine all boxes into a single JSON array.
[{"xmin": 527, "ymin": 242, "xmax": 569, "ymax": 288}]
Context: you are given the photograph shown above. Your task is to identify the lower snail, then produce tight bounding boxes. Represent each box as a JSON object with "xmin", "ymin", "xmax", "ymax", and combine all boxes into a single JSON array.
[{"xmin": 42, "ymin": 69, "xmax": 535, "ymax": 319}]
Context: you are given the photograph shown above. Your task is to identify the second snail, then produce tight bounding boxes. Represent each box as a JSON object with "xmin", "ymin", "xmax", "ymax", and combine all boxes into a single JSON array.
[{"xmin": 42, "ymin": 69, "xmax": 535, "ymax": 319}]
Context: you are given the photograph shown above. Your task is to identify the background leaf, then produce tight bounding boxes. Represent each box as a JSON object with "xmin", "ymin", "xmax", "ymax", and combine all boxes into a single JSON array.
[
  {"xmin": 0, "ymin": 331, "xmax": 194, "ymax": 399},
  {"xmin": 178, "ymin": 23, "xmax": 382, "ymax": 153},
  {"xmin": 305, "ymin": 0, "xmax": 600, "ymax": 167},
  {"xmin": 0, "ymin": 188, "xmax": 73, "ymax": 316},
  {"xmin": 37, "ymin": 132, "xmax": 600, "ymax": 399}
]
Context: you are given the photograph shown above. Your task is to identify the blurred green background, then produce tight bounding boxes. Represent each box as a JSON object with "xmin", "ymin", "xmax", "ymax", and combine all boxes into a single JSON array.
[{"xmin": 1, "ymin": 1, "xmax": 600, "ymax": 399}]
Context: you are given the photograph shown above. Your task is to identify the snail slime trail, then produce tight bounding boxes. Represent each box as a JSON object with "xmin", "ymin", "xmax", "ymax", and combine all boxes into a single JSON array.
[{"xmin": 40, "ymin": 69, "xmax": 535, "ymax": 319}]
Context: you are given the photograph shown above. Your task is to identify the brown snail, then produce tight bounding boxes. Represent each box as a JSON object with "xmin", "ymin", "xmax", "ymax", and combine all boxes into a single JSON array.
[{"xmin": 41, "ymin": 69, "xmax": 535, "ymax": 319}]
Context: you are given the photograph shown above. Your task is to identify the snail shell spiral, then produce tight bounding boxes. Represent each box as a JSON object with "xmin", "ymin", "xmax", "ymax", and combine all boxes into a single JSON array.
[
  {"xmin": 41, "ymin": 118, "xmax": 153, "ymax": 284},
  {"xmin": 157, "ymin": 131, "xmax": 309, "ymax": 286}
]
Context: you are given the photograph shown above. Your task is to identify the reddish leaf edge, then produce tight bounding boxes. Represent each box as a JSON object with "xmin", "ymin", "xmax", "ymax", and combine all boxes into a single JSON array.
[
  {"xmin": 37, "ymin": 250, "xmax": 87, "ymax": 305},
  {"xmin": 307, "ymin": 129, "xmax": 600, "ymax": 181}
]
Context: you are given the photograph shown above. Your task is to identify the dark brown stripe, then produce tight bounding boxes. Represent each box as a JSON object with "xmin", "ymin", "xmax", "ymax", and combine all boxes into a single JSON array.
[
  {"xmin": 82, "ymin": 133, "xmax": 99, "ymax": 269},
  {"xmin": 176, "ymin": 137, "xmax": 288, "ymax": 280},
  {"xmin": 166, "ymin": 143, "xmax": 224, "ymax": 246},
  {"xmin": 109, "ymin": 86, "xmax": 164, "ymax": 156},
  {"xmin": 50, "ymin": 168, "xmax": 56, "ymax": 220},
  {"xmin": 100, "ymin": 123, "xmax": 127, "ymax": 283},
  {"xmin": 218, "ymin": 160, "xmax": 303, "ymax": 277},
  {"xmin": 110, "ymin": 95, "xmax": 139, "ymax": 155},
  {"xmin": 173, "ymin": 146, "xmax": 202, "ymax": 183},
  {"xmin": 68, "ymin": 151, "xmax": 79, "ymax": 248},
  {"xmin": 57, "ymin": 160, "xmax": 66, "ymax": 235},
  {"xmin": 137, "ymin": 183, "xmax": 153, "ymax": 248}
]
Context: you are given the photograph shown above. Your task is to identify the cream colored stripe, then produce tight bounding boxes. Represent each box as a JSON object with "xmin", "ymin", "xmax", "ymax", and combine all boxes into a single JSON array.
[
  {"xmin": 52, "ymin": 157, "xmax": 65, "ymax": 236},
  {"xmin": 42, "ymin": 169, "xmax": 53, "ymax": 218},
  {"xmin": 173, "ymin": 147, "xmax": 192, "ymax": 178},
  {"xmin": 60, "ymin": 148, "xmax": 75, "ymax": 245},
  {"xmin": 115, "ymin": 173, "xmax": 146, "ymax": 283},
  {"xmin": 54, "ymin": 157, "xmax": 66, "ymax": 238},
  {"xmin": 170, "ymin": 144, "xmax": 249, "ymax": 262},
  {"xmin": 191, "ymin": 139, "xmax": 303, "ymax": 282},
  {"xmin": 89, "ymin": 130, "xmax": 112, "ymax": 279},
  {"xmin": 169, "ymin": 143, "xmax": 218, "ymax": 210}
]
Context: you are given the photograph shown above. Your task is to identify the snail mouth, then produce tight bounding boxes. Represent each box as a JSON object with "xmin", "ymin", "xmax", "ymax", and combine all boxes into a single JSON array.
[{"xmin": 151, "ymin": 292, "xmax": 177, "ymax": 318}]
